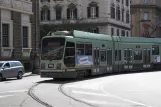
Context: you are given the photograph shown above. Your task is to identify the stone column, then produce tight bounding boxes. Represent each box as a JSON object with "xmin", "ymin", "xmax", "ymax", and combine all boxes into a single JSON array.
[
  {"xmin": 32, "ymin": 0, "xmax": 40, "ymax": 74},
  {"xmin": 12, "ymin": 11, "xmax": 22, "ymax": 59}
]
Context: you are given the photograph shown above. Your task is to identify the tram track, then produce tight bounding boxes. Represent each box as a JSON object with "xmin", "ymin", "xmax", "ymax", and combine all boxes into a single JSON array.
[
  {"xmin": 58, "ymin": 84, "xmax": 97, "ymax": 107},
  {"xmin": 28, "ymin": 83, "xmax": 53, "ymax": 107},
  {"xmin": 28, "ymin": 81, "xmax": 97, "ymax": 107}
]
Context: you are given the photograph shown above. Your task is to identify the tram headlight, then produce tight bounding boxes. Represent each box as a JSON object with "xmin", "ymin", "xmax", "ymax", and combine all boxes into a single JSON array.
[{"xmin": 56, "ymin": 63, "xmax": 61, "ymax": 69}]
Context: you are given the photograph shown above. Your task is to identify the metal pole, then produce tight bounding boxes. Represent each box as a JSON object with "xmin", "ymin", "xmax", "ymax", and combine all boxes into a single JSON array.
[
  {"xmin": 139, "ymin": 9, "xmax": 141, "ymax": 37},
  {"xmin": 35, "ymin": 0, "xmax": 37, "ymax": 52}
]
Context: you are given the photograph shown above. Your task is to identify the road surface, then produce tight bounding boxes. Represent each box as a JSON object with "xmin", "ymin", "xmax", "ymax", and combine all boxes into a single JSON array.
[
  {"xmin": 0, "ymin": 75, "xmax": 47, "ymax": 107},
  {"xmin": 1, "ymin": 71, "xmax": 161, "ymax": 107}
]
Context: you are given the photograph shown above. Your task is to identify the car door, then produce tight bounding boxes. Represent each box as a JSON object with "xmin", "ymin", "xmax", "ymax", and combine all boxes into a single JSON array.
[
  {"xmin": 10, "ymin": 62, "xmax": 18, "ymax": 77},
  {"xmin": 14, "ymin": 62, "xmax": 23, "ymax": 76},
  {"xmin": 1, "ymin": 62, "xmax": 12, "ymax": 78}
]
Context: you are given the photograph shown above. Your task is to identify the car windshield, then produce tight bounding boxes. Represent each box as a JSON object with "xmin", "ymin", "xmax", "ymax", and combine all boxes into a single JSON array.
[{"xmin": 0, "ymin": 63, "xmax": 4, "ymax": 67}]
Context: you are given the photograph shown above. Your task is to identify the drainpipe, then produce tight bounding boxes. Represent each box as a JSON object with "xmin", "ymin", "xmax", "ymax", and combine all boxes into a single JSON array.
[
  {"xmin": 0, "ymin": 9, "xmax": 1, "ymax": 58},
  {"xmin": 139, "ymin": 9, "xmax": 142, "ymax": 37},
  {"xmin": 33, "ymin": 0, "xmax": 40, "ymax": 74}
]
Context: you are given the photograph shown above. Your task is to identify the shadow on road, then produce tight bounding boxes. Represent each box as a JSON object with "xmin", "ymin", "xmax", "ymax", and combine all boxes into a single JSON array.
[
  {"xmin": 37, "ymin": 70, "xmax": 161, "ymax": 85},
  {"xmin": 0, "ymin": 78, "xmax": 20, "ymax": 83},
  {"xmin": 37, "ymin": 78, "xmax": 85, "ymax": 85}
]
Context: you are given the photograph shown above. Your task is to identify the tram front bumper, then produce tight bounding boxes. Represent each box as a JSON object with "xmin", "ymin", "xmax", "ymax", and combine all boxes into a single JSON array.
[{"xmin": 40, "ymin": 71, "xmax": 77, "ymax": 78}]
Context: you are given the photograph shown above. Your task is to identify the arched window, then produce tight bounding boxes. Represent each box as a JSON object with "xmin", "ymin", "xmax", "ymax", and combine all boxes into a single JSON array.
[
  {"xmin": 126, "ymin": 0, "xmax": 129, "ymax": 6},
  {"xmin": 87, "ymin": 2, "xmax": 99, "ymax": 18},
  {"xmin": 41, "ymin": 0, "xmax": 50, "ymax": 2},
  {"xmin": 126, "ymin": 10, "xmax": 130, "ymax": 23},
  {"xmin": 122, "ymin": 0, "xmax": 124, "ymax": 4},
  {"xmin": 88, "ymin": 27, "xmax": 99, "ymax": 33},
  {"xmin": 117, "ymin": 29, "xmax": 120, "ymax": 36},
  {"xmin": 67, "ymin": 3, "xmax": 77, "ymax": 19},
  {"xmin": 116, "ymin": 6, "xmax": 120, "ymax": 20},
  {"xmin": 122, "ymin": 8, "xmax": 124, "ymax": 22},
  {"xmin": 55, "ymin": 5, "xmax": 62, "ymax": 20},
  {"xmin": 121, "ymin": 30, "xmax": 125, "ymax": 36},
  {"xmin": 41, "ymin": 6, "xmax": 50, "ymax": 21},
  {"xmin": 111, "ymin": 3, "xmax": 115, "ymax": 19}
]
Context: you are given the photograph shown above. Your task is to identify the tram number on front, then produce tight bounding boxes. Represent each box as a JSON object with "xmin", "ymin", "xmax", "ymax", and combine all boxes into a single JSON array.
[{"xmin": 48, "ymin": 64, "xmax": 54, "ymax": 68}]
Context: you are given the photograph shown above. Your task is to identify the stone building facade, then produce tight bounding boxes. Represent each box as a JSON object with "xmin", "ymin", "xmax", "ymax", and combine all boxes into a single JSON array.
[
  {"xmin": 0, "ymin": 0, "xmax": 39, "ymax": 72},
  {"xmin": 131, "ymin": 0, "xmax": 161, "ymax": 38},
  {"xmin": 40, "ymin": 0, "xmax": 131, "ymax": 38}
]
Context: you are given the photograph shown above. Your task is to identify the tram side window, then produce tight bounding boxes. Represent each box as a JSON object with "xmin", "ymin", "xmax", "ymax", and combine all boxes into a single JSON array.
[
  {"xmin": 76, "ymin": 43, "xmax": 84, "ymax": 55},
  {"xmin": 115, "ymin": 50, "xmax": 121, "ymax": 61},
  {"xmin": 85, "ymin": 44, "xmax": 92, "ymax": 55},
  {"xmin": 152, "ymin": 45, "xmax": 159, "ymax": 55},
  {"xmin": 107, "ymin": 49, "xmax": 112, "ymax": 65},
  {"xmin": 64, "ymin": 42, "xmax": 75, "ymax": 66},
  {"xmin": 134, "ymin": 50, "xmax": 142, "ymax": 60},
  {"xmin": 100, "ymin": 50, "xmax": 106, "ymax": 62}
]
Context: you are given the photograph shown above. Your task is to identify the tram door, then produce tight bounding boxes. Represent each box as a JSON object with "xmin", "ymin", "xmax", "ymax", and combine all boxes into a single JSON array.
[
  {"xmin": 143, "ymin": 49, "xmax": 151, "ymax": 68},
  {"xmin": 124, "ymin": 49, "xmax": 133, "ymax": 70},
  {"xmin": 107, "ymin": 49, "xmax": 113, "ymax": 72},
  {"xmin": 93, "ymin": 48, "xmax": 100, "ymax": 74}
]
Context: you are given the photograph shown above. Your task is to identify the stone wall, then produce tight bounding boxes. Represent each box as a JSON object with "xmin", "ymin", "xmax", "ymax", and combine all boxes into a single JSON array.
[
  {"xmin": 12, "ymin": 11, "xmax": 22, "ymax": 59},
  {"xmin": 0, "ymin": 0, "xmax": 39, "ymax": 73}
]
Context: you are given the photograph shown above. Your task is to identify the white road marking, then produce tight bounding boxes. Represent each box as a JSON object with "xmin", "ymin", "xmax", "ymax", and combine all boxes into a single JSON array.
[
  {"xmin": 7, "ymin": 89, "xmax": 28, "ymax": 93},
  {"xmin": 100, "ymin": 86, "xmax": 152, "ymax": 107},
  {"xmin": 81, "ymin": 99, "xmax": 108, "ymax": 105},
  {"xmin": 72, "ymin": 90, "xmax": 108, "ymax": 97},
  {"xmin": 65, "ymin": 79, "xmax": 113, "ymax": 91},
  {"xmin": 65, "ymin": 84, "xmax": 101, "ymax": 90},
  {"xmin": 0, "ymin": 89, "xmax": 28, "ymax": 94},
  {"xmin": 0, "ymin": 95, "xmax": 13, "ymax": 99}
]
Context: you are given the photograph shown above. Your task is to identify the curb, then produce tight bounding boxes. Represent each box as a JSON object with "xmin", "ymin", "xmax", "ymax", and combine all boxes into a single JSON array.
[{"xmin": 23, "ymin": 73, "xmax": 38, "ymax": 77}]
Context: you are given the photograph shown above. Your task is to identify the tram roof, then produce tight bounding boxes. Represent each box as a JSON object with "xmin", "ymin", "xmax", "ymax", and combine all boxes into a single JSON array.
[
  {"xmin": 73, "ymin": 30, "xmax": 161, "ymax": 43},
  {"xmin": 119, "ymin": 36, "xmax": 161, "ymax": 43},
  {"xmin": 73, "ymin": 30, "xmax": 113, "ymax": 41},
  {"xmin": 50, "ymin": 30, "xmax": 161, "ymax": 43},
  {"xmin": 50, "ymin": 30, "xmax": 113, "ymax": 41}
]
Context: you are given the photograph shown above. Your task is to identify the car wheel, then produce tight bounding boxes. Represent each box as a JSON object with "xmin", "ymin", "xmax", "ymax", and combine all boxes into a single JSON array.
[
  {"xmin": 0, "ymin": 74, "xmax": 6, "ymax": 81},
  {"xmin": 17, "ymin": 72, "xmax": 23, "ymax": 79},
  {"xmin": 0, "ymin": 74, "xmax": 2, "ymax": 81}
]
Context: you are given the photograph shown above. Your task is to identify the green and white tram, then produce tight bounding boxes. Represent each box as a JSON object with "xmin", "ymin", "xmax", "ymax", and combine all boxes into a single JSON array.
[{"xmin": 40, "ymin": 30, "xmax": 161, "ymax": 79}]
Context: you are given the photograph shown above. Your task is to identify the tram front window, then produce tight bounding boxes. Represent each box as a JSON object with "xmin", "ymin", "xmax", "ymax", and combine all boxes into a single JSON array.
[{"xmin": 41, "ymin": 38, "xmax": 65, "ymax": 60}]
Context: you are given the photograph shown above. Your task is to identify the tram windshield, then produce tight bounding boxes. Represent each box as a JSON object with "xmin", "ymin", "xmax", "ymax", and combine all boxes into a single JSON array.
[{"xmin": 41, "ymin": 37, "xmax": 65, "ymax": 60}]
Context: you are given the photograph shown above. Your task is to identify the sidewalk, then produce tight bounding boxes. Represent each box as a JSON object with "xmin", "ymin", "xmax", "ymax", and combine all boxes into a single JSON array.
[{"xmin": 23, "ymin": 72, "xmax": 38, "ymax": 77}]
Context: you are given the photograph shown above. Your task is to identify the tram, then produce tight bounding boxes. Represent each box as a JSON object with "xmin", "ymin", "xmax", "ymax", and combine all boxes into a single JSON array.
[{"xmin": 40, "ymin": 30, "xmax": 161, "ymax": 79}]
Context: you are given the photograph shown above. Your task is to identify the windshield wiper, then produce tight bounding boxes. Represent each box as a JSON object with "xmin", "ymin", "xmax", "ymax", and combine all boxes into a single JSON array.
[{"xmin": 42, "ymin": 46, "xmax": 64, "ymax": 56}]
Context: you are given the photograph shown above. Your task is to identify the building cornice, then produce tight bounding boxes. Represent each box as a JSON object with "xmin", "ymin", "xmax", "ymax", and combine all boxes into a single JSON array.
[
  {"xmin": 0, "ymin": 0, "xmax": 33, "ymax": 15},
  {"xmin": 40, "ymin": 18, "xmax": 131, "ymax": 29},
  {"xmin": 131, "ymin": 5, "xmax": 161, "ymax": 10}
]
